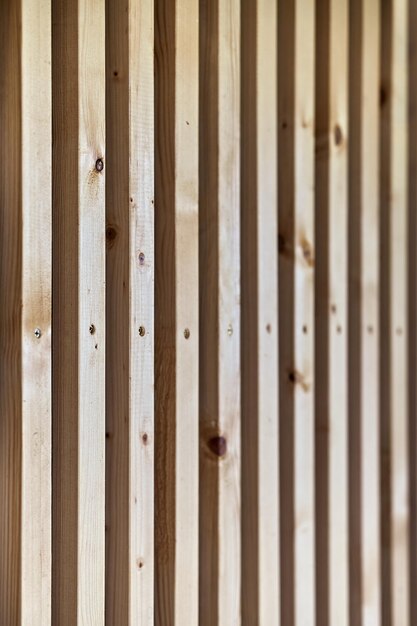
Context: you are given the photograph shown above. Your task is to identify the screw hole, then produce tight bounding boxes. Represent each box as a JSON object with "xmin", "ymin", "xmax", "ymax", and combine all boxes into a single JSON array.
[
  {"xmin": 34, "ymin": 328, "xmax": 42, "ymax": 339},
  {"xmin": 95, "ymin": 158, "xmax": 104, "ymax": 172},
  {"xmin": 139, "ymin": 326, "xmax": 146, "ymax": 337},
  {"xmin": 184, "ymin": 328, "xmax": 190, "ymax": 339},
  {"xmin": 89, "ymin": 324, "xmax": 96, "ymax": 335}
]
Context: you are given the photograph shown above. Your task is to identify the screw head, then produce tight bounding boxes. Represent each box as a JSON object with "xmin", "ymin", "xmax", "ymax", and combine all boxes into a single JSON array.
[
  {"xmin": 227, "ymin": 324, "xmax": 233, "ymax": 336},
  {"xmin": 34, "ymin": 328, "xmax": 42, "ymax": 339},
  {"xmin": 184, "ymin": 328, "xmax": 190, "ymax": 339}
]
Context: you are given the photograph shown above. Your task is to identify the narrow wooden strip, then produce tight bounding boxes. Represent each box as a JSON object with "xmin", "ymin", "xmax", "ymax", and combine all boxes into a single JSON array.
[
  {"xmin": 407, "ymin": 0, "xmax": 417, "ymax": 621},
  {"xmin": 278, "ymin": 0, "xmax": 296, "ymax": 620},
  {"xmin": 0, "ymin": 1, "xmax": 22, "ymax": 622},
  {"xmin": 155, "ymin": 0, "xmax": 198, "ymax": 622},
  {"xmin": 199, "ymin": 0, "xmax": 240, "ymax": 622},
  {"xmin": 294, "ymin": 0, "xmax": 316, "ymax": 622},
  {"xmin": 217, "ymin": 0, "xmax": 241, "ymax": 624},
  {"xmin": 21, "ymin": 0, "xmax": 52, "ymax": 622},
  {"xmin": 361, "ymin": 0, "xmax": 381, "ymax": 621},
  {"xmin": 105, "ymin": 0, "xmax": 129, "ymax": 621},
  {"xmin": 256, "ymin": 0, "xmax": 280, "ymax": 622},
  {"xmin": 129, "ymin": 0, "xmax": 154, "ymax": 622},
  {"xmin": 174, "ymin": 0, "xmax": 199, "ymax": 621},
  {"xmin": 328, "ymin": 0, "xmax": 349, "ymax": 623},
  {"xmin": 389, "ymin": 0, "xmax": 410, "ymax": 621},
  {"xmin": 77, "ymin": 0, "xmax": 106, "ymax": 620}
]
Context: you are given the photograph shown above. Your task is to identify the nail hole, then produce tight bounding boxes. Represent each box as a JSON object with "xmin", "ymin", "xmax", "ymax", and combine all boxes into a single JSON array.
[
  {"xmin": 89, "ymin": 324, "xmax": 96, "ymax": 335},
  {"xmin": 142, "ymin": 433, "xmax": 148, "ymax": 445},
  {"xmin": 139, "ymin": 326, "xmax": 146, "ymax": 337},
  {"xmin": 184, "ymin": 328, "xmax": 190, "ymax": 339},
  {"xmin": 336, "ymin": 325, "xmax": 342, "ymax": 334},
  {"xmin": 302, "ymin": 325, "xmax": 307, "ymax": 334},
  {"xmin": 139, "ymin": 252, "xmax": 145, "ymax": 265},
  {"xmin": 136, "ymin": 559, "xmax": 144, "ymax": 570},
  {"xmin": 113, "ymin": 70, "xmax": 118, "ymax": 77},
  {"xmin": 266, "ymin": 324, "xmax": 272, "ymax": 334},
  {"xmin": 367, "ymin": 325, "xmax": 374, "ymax": 334}
]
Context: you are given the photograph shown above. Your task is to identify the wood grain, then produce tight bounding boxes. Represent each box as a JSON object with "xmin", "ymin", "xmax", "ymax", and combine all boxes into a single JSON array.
[{"xmin": 0, "ymin": 1, "xmax": 22, "ymax": 623}]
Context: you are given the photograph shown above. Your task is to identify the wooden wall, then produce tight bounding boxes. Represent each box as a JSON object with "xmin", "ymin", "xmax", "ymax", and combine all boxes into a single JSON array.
[{"xmin": 0, "ymin": 0, "xmax": 416, "ymax": 623}]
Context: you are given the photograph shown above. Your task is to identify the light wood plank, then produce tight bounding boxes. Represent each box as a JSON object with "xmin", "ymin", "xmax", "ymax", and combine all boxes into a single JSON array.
[
  {"xmin": 199, "ymin": 0, "xmax": 241, "ymax": 623},
  {"xmin": 256, "ymin": 0, "xmax": 280, "ymax": 622},
  {"xmin": 129, "ymin": 0, "xmax": 154, "ymax": 622},
  {"xmin": 360, "ymin": 0, "xmax": 381, "ymax": 622},
  {"xmin": 21, "ymin": 0, "xmax": 52, "ymax": 622},
  {"xmin": 174, "ymin": 0, "xmax": 199, "ymax": 621},
  {"xmin": 389, "ymin": 0, "xmax": 410, "ymax": 621},
  {"xmin": 328, "ymin": 0, "xmax": 349, "ymax": 623},
  {"xmin": 77, "ymin": 0, "xmax": 106, "ymax": 621},
  {"xmin": 217, "ymin": 0, "xmax": 240, "ymax": 623},
  {"xmin": 294, "ymin": 0, "xmax": 316, "ymax": 622}
]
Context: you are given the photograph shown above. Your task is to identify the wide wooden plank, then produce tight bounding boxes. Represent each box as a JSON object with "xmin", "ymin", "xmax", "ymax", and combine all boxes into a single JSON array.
[
  {"xmin": 0, "ymin": 1, "xmax": 22, "ymax": 622},
  {"xmin": 294, "ymin": 0, "xmax": 316, "ymax": 622},
  {"xmin": 21, "ymin": 0, "xmax": 52, "ymax": 622},
  {"xmin": 389, "ymin": 0, "xmax": 410, "ymax": 621},
  {"xmin": 52, "ymin": 0, "xmax": 105, "ymax": 622},
  {"xmin": 155, "ymin": 0, "xmax": 199, "ymax": 623},
  {"xmin": 199, "ymin": 0, "xmax": 241, "ymax": 623}
]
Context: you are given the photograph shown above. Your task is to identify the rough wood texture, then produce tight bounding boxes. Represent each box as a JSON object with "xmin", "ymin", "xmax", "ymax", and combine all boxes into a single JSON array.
[{"xmin": 1, "ymin": 1, "xmax": 417, "ymax": 623}]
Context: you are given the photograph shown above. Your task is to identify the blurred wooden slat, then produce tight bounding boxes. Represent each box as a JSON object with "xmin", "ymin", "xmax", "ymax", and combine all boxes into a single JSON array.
[
  {"xmin": 21, "ymin": 0, "xmax": 52, "ymax": 622},
  {"xmin": 155, "ymin": 0, "xmax": 199, "ymax": 623},
  {"xmin": 360, "ymin": 0, "xmax": 381, "ymax": 622},
  {"xmin": 199, "ymin": 0, "xmax": 241, "ymax": 623},
  {"xmin": 52, "ymin": 0, "xmax": 105, "ymax": 622},
  {"xmin": 105, "ymin": 0, "xmax": 154, "ymax": 623},
  {"xmin": 294, "ymin": 0, "xmax": 316, "ymax": 622},
  {"xmin": 389, "ymin": 0, "xmax": 410, "ymax": 621},
  {"xmin": 327, "ymin": 0, "xmax": 349, "ymax": 623},
  {"xmin": 0, "ymin": 1, "xmax": 22, "ymax": 622}
]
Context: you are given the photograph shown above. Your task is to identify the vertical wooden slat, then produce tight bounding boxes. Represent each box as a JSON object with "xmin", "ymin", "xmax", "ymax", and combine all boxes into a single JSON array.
[
  {"xmin": 327, "ymin": 0, "xmax": 349, "ymax": 623},
  {"xmin": 77, "ymin": 1, "xmax": 106, "ymax": 620},
  {"xmin": 129, "ymin": 0, "xmax": 154, "ymax": 622},
  {"xmin": 53, "ymin": 0, "xmax": 105, "ymax": 621},
  {"xmin": 407, "ymin": 0, "xmax": 417, "ymax": 621},
  {"xmin": 361, "ymin": 0, "xmax": 381, "ymax": 621},
  {"xmin": 294, "ymin": 0, "xmax": 315, "ymax": 622},
  {"xmin": 315, "ymin": 0, "xmax": 349, "ymax": 622},
  {"xmin": 255, "ymin": 0, "xmax": 279, "ymax": 621},
  {"xmin": 106, "ymin": 0, "xmax": 154, "ymax": 623},
  {"xmin": 105, "ymin": 0, "xmax": 129, "ymax": 621},
  {"xmin": 199, "ymin": 0, "xmax": 241, "ymax": 623},
  {"xmin": 278, "ymin": 0, "xmax": 295, "ymax": 620},
  {"xmin": 155, "ymin": 0, "xmax": 199, "ymax": 622},
  {"xmin": 21, "ymin": 0, "xmax": 52, "ymax": 622},
  {"xmin": 0, "ymin": 1, "xmax": 22, "ymax": 622},
  {"xmin": 389, "ymin": 0, "xmax": 410, "ymax": 621}
]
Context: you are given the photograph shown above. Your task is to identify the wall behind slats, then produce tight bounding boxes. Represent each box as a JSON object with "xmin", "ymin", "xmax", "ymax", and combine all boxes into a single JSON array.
[{"xmin": 1, "ymin": 0, "xmax": 417, "ymax": 624}]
